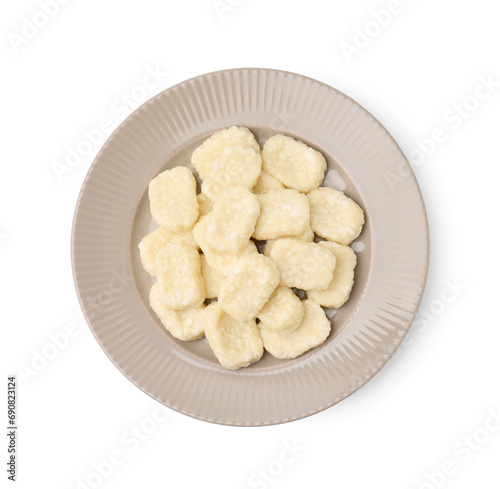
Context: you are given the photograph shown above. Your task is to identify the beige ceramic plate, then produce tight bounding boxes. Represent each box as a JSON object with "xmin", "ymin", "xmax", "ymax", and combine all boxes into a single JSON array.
[{"xmin": 72, "ymin": 68, "xmax": 429, "ymax": 426}]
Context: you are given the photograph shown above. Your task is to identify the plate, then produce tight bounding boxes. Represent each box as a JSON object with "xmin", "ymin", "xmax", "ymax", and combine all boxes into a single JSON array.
[{"xmin": 71, "ymin": 68, "xmax": 429, "ymax": 426}]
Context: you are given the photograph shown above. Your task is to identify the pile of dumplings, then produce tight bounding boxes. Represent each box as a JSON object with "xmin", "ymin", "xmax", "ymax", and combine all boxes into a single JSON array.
[{"xmin": 139, "ymin": 127, "xmax": 365, "ymax": 370}]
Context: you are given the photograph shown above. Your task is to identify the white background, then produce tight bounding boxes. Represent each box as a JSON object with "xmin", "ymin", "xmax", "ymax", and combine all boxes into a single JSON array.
[{"xmin": 1, "ymin": 1, "xmax": 499, "ymax": 488}]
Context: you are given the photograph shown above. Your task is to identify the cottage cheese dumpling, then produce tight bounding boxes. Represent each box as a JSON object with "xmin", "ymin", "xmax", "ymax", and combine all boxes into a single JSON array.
[
  {"xmin": 204, "ymin": 302, "xmax": 263, "ymax": 370},
  {"xmin": 262, "ymin": 134, "xmax": 326, "ymax": 192},
  {"xmin": 149, "ymin": 282, "xmax": 205, "ymax": 341},
  {"xmin": 193, "ymin": 215, "xmax": 258, "ymax": 276},
  {"xmin": 201, "ymin": 146, "xmax": 262, "ymax": 202},
  {"xmin": 148, "ymin": 167, "xmax": 199, "ymax": 232},
  {"xmin": 155, "ymin": 244, "xmax": 205, "ymax": 310},
  {"xmin": 138, "ymin": 227, "xmax": 198, "ymax": 277},
  {"xmin": 191, "ymin": 126, "xmax": 260, "ymax": 180},
  {"xmin": 308, "ymin": 241, "xmax": 357, "ymax": 308},
  {"xmin": 197, "ymin": 193, "xmax": 213, "ymax": 217},
  {"xmin": 307, "ymin": 187, "xmax": 364, "ymax": 245},
  {"xmin": 253, "ymin": 189, "xmax": 310, "ymax": 240},
  {"xmin": 205, "ymin": 186, "xmax": 260, "ymax": 255},
  {"xmin": 200, "ymin": 253, "xmax": 225, "ymax": 299},
  {"xmin": 259, "ymin": 300, "xmax": 331, "ymax": 359},
  {"xmin": 266, "ymin": 238, "xmax": 336, "ymax": 291},
  {"xmin": 265, "ymin": 225, "xmax": 314, "ymax": 250},
  {"xmin": 203, "ymin": 241, "xmax": 258, "ymax": 277},
  {"xmin": 252, "ymin": 171, "xmax": 285, "ymax": 193},
  {"xmin": 219, "ymin": 254, "xmax": 280, "ymax": 322},
  {"xmin": 257, "ymin": 286, "xmax": 304, "ymax": 335}
]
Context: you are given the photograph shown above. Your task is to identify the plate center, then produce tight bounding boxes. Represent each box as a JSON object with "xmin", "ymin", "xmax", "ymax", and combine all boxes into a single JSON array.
[{"xmin": 130, "ymin": 127, "xmax": 372, "ymax": 371}]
